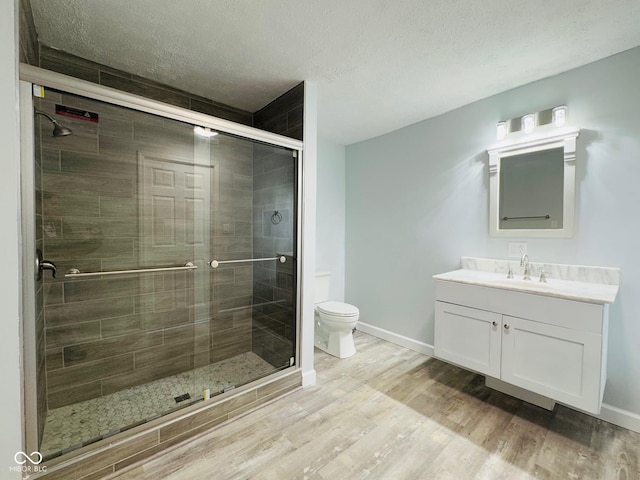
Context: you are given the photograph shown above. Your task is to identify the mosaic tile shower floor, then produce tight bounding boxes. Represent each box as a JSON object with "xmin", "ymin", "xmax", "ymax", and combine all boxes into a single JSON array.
[{"xmin": 40, "ymin": 352, "xmax": 275, "ymax": 458}]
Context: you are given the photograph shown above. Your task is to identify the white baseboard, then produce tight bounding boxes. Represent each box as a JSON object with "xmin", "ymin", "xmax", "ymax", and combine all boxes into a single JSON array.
[
  {"xmin": 357, "ymin": 321, "xmax": 434, "ymax": 357},
  {"xmin": 356, "ymin": 322, "xmax": 640, "ymax": 434},
  {"xmin": 597, "ymin": 403, "xmax": 640, "ymax": 433},
  {"xmin": 301, "ymin": 368, "xmax": 316, "ymax": 387}
]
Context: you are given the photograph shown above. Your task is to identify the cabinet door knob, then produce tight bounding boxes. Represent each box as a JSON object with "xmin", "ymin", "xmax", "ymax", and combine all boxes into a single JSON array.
[
  {"xmin": 504, "ymin": 324, "xmax": 510, "ymax": 330},
  {"xmin": 492, "ymin": 321, "xmax": 498, "ymax": 327}
]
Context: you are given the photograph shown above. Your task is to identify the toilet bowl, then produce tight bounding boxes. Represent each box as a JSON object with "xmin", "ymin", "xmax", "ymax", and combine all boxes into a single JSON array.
[{"xmin": 314, "ymin": 273, "xmax": 359, "ymax": 358}]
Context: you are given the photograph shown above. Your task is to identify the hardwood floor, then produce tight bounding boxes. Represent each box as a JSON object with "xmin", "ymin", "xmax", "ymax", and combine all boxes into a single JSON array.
[{"xmin": 111, "ymin": 332, "xmax": 640, "ymax": 480}]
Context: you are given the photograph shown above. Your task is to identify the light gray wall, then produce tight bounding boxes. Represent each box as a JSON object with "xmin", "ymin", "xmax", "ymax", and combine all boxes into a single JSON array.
[
  {"xmin": 2, "ymin": 0, "xmax": 25, "ymax": 475},
  {"xmin": 346, "ymin": 46, "xmax": 640, "ymax": 415},
  {"xmin": 316, "ymin": 138, "xmax": 346, "ymax": 301}
]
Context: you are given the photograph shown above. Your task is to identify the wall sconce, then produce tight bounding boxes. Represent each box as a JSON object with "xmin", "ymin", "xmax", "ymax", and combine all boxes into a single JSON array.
[
  {"xmin": 496, "ymin": 122, "xmax": 507, "ymax": 140},
  {"xmin": 552, "ymin": 106, "xmax": 567, "ymax": 127},
  {"xmin": 521, "ymin": 114, "xmax": 535, "ymax": 134}
]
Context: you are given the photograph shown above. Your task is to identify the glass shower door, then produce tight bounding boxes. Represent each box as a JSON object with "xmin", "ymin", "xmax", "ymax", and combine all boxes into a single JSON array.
[{"xmin": 27, "ymin": 87, "xmax": 298, "ymax": 460}]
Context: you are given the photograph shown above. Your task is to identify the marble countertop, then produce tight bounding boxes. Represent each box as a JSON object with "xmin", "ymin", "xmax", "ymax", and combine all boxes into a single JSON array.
[{"xmin": 434, "ymin": 266, "xmax": 619, "ymax": 304}]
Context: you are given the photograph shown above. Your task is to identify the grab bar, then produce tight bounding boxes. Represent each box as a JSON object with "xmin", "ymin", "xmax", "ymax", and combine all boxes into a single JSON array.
[
  {"xmin": 210, "ymin": 256, "xmax": 287, "ymax": 269},
  {"xmin": 65, "ymin": 261, "xmax": 197, "ymax": 278}
]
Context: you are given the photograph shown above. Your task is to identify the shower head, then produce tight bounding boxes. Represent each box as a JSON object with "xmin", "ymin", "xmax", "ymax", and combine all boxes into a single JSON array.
[
  {"xmin": 34, "ymin": 108, "xmax": 73, "ymax": 137},
  {"xmin": 52, "ymin": 122, "xmax": 73, "ymax": 137}
]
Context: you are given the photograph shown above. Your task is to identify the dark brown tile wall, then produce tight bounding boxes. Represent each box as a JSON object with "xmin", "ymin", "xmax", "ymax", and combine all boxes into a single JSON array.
[
  {"xmin": 40, "ymin": 89, "xmax": 257, "ymax": 408},
  {"xmin": 253, "ymin": 82, "xmax": 304, "ymax": 140},
  {"xmin": 38, "ymin": 45, "xmax": 254, "ymax": 126},
  {"xmin": 19, "ymin": 0, "xmax": 39, "ymax": 65},
  {"xmin": 250, "ymin": 83, "xmax": 302, "ymax": 368},
  {"xmin": 251, "ymin": 143, "xmax": 297, "ymax": 368},
  {"xmin": 252, "ymin": 82, "xmax": 304, "ymax": 367}
]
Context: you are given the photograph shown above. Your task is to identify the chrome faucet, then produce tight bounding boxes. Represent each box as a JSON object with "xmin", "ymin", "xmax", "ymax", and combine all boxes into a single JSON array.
[
  {"xmin": 520, "ymin": 254, "xmax": 531, "ymax": 280},
  {"xmin": 539, "ymin": 269, "xmax": 547, "ymax": 283}
]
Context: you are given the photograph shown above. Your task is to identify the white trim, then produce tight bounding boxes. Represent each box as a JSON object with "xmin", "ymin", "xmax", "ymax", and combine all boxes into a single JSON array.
[
  {"xmin": 2, "ymin": 2, "xmax": 23, "ymax": 474},
  {"xmin": 301, "ymin": 369, "xmax": 317, "ymax": 387},
  {"xmin": 19, "ymin": 81, "xmax": 38, "ymax": 454},
  {"xmin": 487, "ymin": 125, "xmax": 580, "ymax": 156},
  {"xmin": 19, "ymin": 64, "xmax": 303, "ymax": 151},
  {"xmin": 596, "ymin": 403, "xmax": 640, "ymax": 434},
  {"xmin": 357, "ymin": 321, "xmax": 434, "ymax": 356},
  {"xmin": 295, "ymin": 149, "xmax": 304, "ymax": 385},
  {"xmin": 300, "ymin": 82, "xmax": 318, "ymax": 390}
]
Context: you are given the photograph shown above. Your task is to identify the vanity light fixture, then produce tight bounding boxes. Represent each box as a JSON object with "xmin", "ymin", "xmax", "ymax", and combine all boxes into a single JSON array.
[
  {"xmin": 522, "ymin": 114, "xmax": 535, "ymax": 134},
  {"xmin": 194, "ymin": 126, "xmax": 219, "ymax": 138},
  {"xmin": 497, "ymin": 105, "xmax": 567, "ymax": 139},
  {"xmin": 496, "ymin": 121, "xmax": 507, "ymax": 140},
  {"xmin": 552, "ymin": 106, "xmax": 567, "ymax": 127}
]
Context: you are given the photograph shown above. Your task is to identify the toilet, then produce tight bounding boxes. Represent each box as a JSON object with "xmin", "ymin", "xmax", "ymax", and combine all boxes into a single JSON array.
[{"xmin": 315, "ymin": 272, "xmax": 359, "ymax": 358}]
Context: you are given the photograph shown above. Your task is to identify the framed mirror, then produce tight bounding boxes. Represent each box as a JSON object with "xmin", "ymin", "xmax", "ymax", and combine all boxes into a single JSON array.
[{"xmin": 488, "ymin": 126, "xmax": 580, "ymax": 238}]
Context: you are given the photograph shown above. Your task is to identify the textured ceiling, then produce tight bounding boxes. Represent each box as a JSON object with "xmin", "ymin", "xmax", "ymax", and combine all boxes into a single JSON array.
[{"xmin": 30, "ymin": 0, "xmax": 640, "ymax": 145}]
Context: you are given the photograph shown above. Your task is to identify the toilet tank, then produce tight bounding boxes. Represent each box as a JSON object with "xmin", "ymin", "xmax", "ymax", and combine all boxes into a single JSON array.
[{"xmin": 315, "ymin": 272, "xmax": 331, "ymax": 304}]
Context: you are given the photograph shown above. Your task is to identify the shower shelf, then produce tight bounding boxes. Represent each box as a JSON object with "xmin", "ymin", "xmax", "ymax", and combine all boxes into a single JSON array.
[{"xmin": 64, "ymin": 262, "xmax": 197, "ymax": 278}]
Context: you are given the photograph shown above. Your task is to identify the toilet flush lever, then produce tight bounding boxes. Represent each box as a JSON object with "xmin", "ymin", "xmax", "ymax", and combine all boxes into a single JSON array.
[{"xmin": 36, "ymin": 248, "xmax": 57, "ymax": 281}]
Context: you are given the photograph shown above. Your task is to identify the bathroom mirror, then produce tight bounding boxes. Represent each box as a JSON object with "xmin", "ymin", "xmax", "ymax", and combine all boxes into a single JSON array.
[{"xmin": 488, "ymin": 126, "xmax": 579, "ymax": 238}]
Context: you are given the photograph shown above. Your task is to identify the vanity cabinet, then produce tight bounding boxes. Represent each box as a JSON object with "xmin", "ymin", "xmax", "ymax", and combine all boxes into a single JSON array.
[
  {"xmin": 434, "ymin": 302, "xmax": 502, "ymax": 378},
  {"xmin": 434, "ymin": 280, "xmax": 609, "ymax": 414}
]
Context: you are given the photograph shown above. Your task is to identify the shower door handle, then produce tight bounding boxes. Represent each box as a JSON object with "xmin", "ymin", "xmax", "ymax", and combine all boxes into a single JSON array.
[{"xmin": 36, "ymin": 249, "xmax": 57, "ymax": 280}]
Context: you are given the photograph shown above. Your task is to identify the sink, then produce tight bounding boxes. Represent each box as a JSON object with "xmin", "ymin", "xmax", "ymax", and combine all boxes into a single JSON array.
[{"xmin": 433, "ymin": 268, "xmax": 619, "ymax": 304}]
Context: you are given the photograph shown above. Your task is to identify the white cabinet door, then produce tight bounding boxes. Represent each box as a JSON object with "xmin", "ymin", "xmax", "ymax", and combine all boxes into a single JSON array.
[
  {"xmin": 434, "ymin": 301, "xmax": 502, "ymax": 378},
  {"xmin": 501, "ymin": 315, "xmax": 603, "ymax": 413}
]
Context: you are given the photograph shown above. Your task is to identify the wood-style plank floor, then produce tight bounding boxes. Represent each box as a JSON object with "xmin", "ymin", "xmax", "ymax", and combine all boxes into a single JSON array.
[{"xmin": 111, "ymin": 332, "xmax": 640, "ymax": 480}]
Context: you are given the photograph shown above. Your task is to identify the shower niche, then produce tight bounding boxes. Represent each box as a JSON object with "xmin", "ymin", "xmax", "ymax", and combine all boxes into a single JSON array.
[{"xmin": 22, "ymin": 77, "xmax": 302, "ymax": 464}]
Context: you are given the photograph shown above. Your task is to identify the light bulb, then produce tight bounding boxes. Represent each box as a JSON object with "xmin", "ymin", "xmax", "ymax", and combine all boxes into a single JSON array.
[
  {"xmin": 496, "ymin": 122, "xmax": 507, "ymax": 140},
  {"xmin": 522, "ymin": 114, "xmax": 535, "ymax": 134},
  {"xmin": 552, "ymin": 106, "xmax": 567, "ymax": 127}
]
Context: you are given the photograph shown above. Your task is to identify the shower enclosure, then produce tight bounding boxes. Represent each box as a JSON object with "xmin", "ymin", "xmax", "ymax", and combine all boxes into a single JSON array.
[{"xmin": 20, "ymin": 74, "xmax": 301, "ymax": 461}]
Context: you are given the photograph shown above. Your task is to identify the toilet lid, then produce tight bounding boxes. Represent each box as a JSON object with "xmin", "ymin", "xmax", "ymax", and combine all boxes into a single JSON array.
[{"xmin": 317, "ymin": 301, "xmax": 359, "ymax": 317}]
